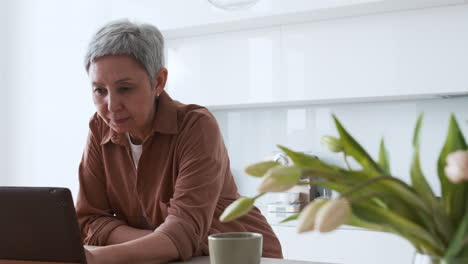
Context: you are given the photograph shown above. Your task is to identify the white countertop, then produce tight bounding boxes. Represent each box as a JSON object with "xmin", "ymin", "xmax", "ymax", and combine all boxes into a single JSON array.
[{"xmin": 170, "ymin": 256, "xmax": 335, "ymax": 264}]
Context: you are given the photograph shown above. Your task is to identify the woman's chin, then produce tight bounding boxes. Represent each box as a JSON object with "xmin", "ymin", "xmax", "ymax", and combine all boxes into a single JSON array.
[{"xmin": 111, "ymin": 126, "xmax": 129, "ymax": 134}]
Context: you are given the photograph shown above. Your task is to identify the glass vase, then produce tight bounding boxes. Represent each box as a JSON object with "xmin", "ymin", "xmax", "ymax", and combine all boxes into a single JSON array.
[{"xmin": 413, "ymin": 252, "xmax": 468, "ymax": 264}]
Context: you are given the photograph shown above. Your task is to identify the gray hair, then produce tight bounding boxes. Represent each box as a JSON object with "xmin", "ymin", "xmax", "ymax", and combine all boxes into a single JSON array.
[{"xmin": 84, "ymin": 19, "xmax": 165, "ymax": 88}]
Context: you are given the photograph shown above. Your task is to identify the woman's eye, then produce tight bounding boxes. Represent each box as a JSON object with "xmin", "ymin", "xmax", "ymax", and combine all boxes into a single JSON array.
[
  {"xmin": 120, "ymin": 87, "xmax": 132, "ymax": 93},
  {"xmin": 94, "ymin": 88, "xmax": 107, "ymax": 95}
]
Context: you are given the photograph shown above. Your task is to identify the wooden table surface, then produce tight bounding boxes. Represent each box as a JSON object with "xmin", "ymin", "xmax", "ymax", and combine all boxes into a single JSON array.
[
  {"xmin": 170, "ymin": 256, "xmax": 335, "ymax": 264},
  {"xmin": 0, "ymin": 256, "xmax": 335, "ymax": 264},
  {"xmin": 0, "ymin": 247, "xmax": 335, "ymax": 264}
]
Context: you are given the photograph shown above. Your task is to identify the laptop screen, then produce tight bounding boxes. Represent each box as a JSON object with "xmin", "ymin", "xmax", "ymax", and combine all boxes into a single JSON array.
[{"xmin": 0, "ymin": 187, "xmax": 87, "ymax": 264}]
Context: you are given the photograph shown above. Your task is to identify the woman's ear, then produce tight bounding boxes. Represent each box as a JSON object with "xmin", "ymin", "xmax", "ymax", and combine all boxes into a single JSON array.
[{"xmin": 154, "ymin": 67, "xmax": 168, "ymax": 96}]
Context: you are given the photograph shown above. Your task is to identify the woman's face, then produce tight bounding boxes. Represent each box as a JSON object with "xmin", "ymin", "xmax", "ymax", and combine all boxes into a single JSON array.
[{"xmin": 88, "ymin": 55, "xmax": 164, "ymax": 139}]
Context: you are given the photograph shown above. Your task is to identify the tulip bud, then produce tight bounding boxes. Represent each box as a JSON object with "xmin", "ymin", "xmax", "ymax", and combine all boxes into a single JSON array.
[
  {"xmin": 257, "ymin": 166, "xmax": 302, "ymax": 193},
  {"xmin": 315, "ymin": 198, "xmax": 351, "ymax": 233},
  {"xmin": 296, "ymin": 199, "xmax": 329, "ymax": 233},
  {"xmin": 245, "ymin": 161, "xmax": 280, "ymax": 177},
  {"xmin": 445, "ymin": 150, "xmax": 468, "ymax": 184},
  {"xmin": 220, "ymin": 197, "xmax": 255, "ymax": 223},
  {"xmin": 321, "ymin": 136, "xmax": 343, "ymax": 153}
]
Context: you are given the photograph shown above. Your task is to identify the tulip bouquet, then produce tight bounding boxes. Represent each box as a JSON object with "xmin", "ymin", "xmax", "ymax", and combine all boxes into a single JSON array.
[{"xmin": 220, "ymin": 114, "xmax": 468, "ymax": 263}]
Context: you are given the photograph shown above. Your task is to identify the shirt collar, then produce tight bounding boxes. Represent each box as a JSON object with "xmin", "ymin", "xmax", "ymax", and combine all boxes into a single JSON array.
[{"xmin": 100, "ymin": 90, "xmax": 179, "ymax": 145}]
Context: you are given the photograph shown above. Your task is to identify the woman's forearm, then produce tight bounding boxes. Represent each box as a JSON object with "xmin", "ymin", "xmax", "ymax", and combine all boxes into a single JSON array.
[
  {"xmin": 88, "ymin": 231, "xmax": 179, "ymax": 264},
  {"xmin": 106, "ymin": 225, "xmax": 153, "ymax": 245}
]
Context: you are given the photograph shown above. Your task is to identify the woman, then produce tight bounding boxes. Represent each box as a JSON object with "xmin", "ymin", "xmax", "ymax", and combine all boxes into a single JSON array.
[{"xmin": 77, "ymin": 19, "xmax": 283, "ymax": 263}]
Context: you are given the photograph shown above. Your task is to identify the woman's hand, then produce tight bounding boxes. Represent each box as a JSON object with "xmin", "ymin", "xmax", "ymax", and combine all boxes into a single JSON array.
[
  {"xmin": 83, "ymin": 231, "xmax": 178, "ymax": 264},
  {"xmin": 84, "ymin": 246, "xmax": 122, "ymax": 264},
  {"xmin": 85, "ymin": 248, "xmax": 97, "ymax": 264}
]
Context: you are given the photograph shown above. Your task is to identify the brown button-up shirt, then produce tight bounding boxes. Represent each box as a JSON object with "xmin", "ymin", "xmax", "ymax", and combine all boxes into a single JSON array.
[{"xmin": 76, "ymin": 91, "xmax": 283, "ymax": 260}]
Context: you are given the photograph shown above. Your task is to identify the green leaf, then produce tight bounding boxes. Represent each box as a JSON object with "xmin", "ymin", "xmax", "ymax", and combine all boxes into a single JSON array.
[
  {"xmin": 281, "ymin": 135, "xmax": 438, "ymax": 239},
  {"xmin": 460, "ymin": 239, "xmax": 468, "ymax": 257},
  {"xmin": 410, "ymin": 114, "xmax": 436, "ymax": 201},
  {"xmin": 310, "ymin": 180, "xmax": 351, "ymax": 193},
  {"xmin": 411, "ymin": 151, "xmax": 435, "ymax": 198},
  {"xmin": 378, "ymin": 138, "xmax": 391, "ymax": 174},
  {"xmin": 302, "ymin": 168, "xmax": 371, "ymax": 187},
  {"xmin": 445, "ymin": 210, "xmax": 468, "ymax": 258},
  {"xmin": 332, "ymin": 115, "xmax": 384, "ymax": 174},
  {"xmin": 437, "ymin": 114, "xmax": 468, "ymax": 224},
  {"xmin": 316, "ymin": 173, "xmax": 424, "ymax": 223},
  {"xmin": 280, "ymin": 213, "xmax": 299, "ymax": 223},
  {"xmin": 244, "ymin": 161, "xmax": 280, "ymax": 177},
  {"xmin": 412, "ymin": 113, "xmax": 424, "ymax": 148},
  {"xmin": 346, "ymin": 214, "xmax": 390, "ymax": 232},
  {"xmin": 277, "ymin": 145, "xmax": 334, "ymax": 171},
  {"xmin": 408, "ymin": 114, "xmax": 454, "ymax": 244},
  {"xmin": 352, "ymin": 202, "xmax": 444, "ymax": 256},
  {"xmin": 343, "ymin": 176, "xmax": 432, "ymax": 225}
]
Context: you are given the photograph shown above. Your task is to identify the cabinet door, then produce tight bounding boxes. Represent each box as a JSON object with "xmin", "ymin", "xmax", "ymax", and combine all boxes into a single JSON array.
[
  {"xmin": 165, "ymin": 27, "xmax": 281, "ymax": 107},
  {"xmin": 281, "ymin": 5, "xmax": 468, "ymax": 102},
  {"xmin": 166, "ymin": 4, "xmax": 468, "ymax": 108},
  {"xmin": 272, "ymin": 226, "xmax": 414, "ymax": 264}
]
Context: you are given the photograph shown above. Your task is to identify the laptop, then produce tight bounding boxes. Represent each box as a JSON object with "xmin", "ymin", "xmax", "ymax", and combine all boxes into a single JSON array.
[{"xmin": 0, "ymin": 187, "xmax": 87, "ymax": 264}]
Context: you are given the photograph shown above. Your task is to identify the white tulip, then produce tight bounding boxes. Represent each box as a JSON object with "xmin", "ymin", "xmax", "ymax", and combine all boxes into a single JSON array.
[
  {"xmin": 257, "ymin": 166, "xmax": 301, "ymax": 193},
  {"xmin": 244, "ymin": 161, "xmax": 279, "ymax": 177},
  {"xmin": 296, "ymin": 199, "xmax": 329, "ymax": 233},
  {"xmin": 320, "ymin": 136, "xmax": 344, "ymax": 153},
  {"xmin": 220, "ymin": 197, "xmax": 254, "ymax": 222},
  {"xmin": 315, "ymin": 198, "xmax": 351, "ymax": 233},
  {"xmin": 444, "ymin": 150, "xmax": 468, "ymax": 184}
]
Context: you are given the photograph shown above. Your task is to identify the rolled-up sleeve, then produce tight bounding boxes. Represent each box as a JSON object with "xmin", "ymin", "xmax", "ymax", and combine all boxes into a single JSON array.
[
  {"xmin": 76, "ymin": 123, "xmax": 126, "ymax": 245},
  {"xmin": 155, "ymin": 112, "xmax": 228, "ymax": 260}
]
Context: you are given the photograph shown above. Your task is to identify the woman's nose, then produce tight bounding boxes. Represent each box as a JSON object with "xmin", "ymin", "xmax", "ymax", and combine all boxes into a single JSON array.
[{"xmin": 107, "ymin": 94, "xmax": 122, "ymax": 112}]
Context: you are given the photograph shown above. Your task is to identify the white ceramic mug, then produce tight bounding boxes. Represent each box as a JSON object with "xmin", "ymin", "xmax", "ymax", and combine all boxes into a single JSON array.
[{"xmin": 208, "ymin": 232, "xmax": 263, "ymax": 264}]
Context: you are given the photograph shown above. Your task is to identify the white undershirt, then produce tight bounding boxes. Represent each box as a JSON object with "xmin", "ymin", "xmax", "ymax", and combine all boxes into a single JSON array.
[{"xmin": 126, "ymin": 133, "xmax": 143, "ymax": 168}]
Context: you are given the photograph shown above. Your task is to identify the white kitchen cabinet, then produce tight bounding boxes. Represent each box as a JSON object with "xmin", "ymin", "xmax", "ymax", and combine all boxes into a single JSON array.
[
  {"xmin": 165, "ymin": 27, "xmax": 281, "ymax": 107},
  {"xmin": 166, "ymin": 4, "xmax": 468, "ymax": 108},
  {"xmin": 272, "ymin": 225, "xmax": 415, "ymax": 264},
  {"xmin": 162, "ymin": 0, "xmax": 465, "ymax": 39},
  {"xmin": 280, "ymin": 4, "xmax": 468, "ymax": 102}
]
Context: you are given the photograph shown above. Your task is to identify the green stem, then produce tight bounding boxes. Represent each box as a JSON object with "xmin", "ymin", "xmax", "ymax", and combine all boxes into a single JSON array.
[
  {"xmin": 301, "ymin": 168, "xmax": 342, "ymax": 181},
  {"xmin": 298, "ymin": 181, "xmax": 324, "ymax": 186},
  {"xmin": 339, "ymin": 176, "xmax": 388, "ymax": 198},
  {"xmin": 346, "ymin": 214, "xmax": 390, "ymax": 232},
  {"xmin": 344, "ymin": 153, "xmax": 352, "ymax": 170},
  {"xmin": 354, "ymin": 203, "xmax": 445, "ymax": 256},
  {"xmin": 253, "ymin": 193, "xmax": 265, "ymax": 200},
  {"xmin": 348, "ymin": 192, "xmax": 386, "ymax": 204},
  {"xmin": 460, "ymin": 236, "xmax": 468, "ymax": 253}
]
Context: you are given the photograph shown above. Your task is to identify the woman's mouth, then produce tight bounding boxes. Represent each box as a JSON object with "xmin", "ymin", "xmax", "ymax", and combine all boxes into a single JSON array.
[{"xmin": 115, "ymin": 117, "xmax": 130, "ymax": 125}]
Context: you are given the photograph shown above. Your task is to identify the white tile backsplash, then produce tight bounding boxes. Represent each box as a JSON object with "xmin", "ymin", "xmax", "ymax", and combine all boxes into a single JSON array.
[{"xmin": 212, "ymin": 97, "xmax": 468, "ymax": 202}]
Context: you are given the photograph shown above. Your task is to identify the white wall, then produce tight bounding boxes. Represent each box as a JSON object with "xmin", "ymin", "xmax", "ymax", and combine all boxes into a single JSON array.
[
  {"xmin": 1, "ymin": 0, "xmax": 230, "ymax": 197},
  {"xmin": 0, "ymin": 2, "xmax": 5, "ymax": 181},
  {"xmin": 0, "ymin": 1, "xmax": 11, "ymax": 185},
  {"xmin": 4, "ymin": 0, "xmax": 93, "ymax": 198}
]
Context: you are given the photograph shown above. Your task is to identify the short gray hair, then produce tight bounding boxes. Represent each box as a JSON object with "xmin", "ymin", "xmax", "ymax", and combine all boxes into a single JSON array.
[{"xmin": 84, "ymin": 19, "xmax": 165, "ymax": 88}]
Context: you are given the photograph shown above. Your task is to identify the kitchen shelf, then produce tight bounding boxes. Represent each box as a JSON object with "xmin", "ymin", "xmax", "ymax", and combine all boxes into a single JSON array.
[{"xmin": 206, "ymin": 93, "xmax": 464, "ymax": 111}]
